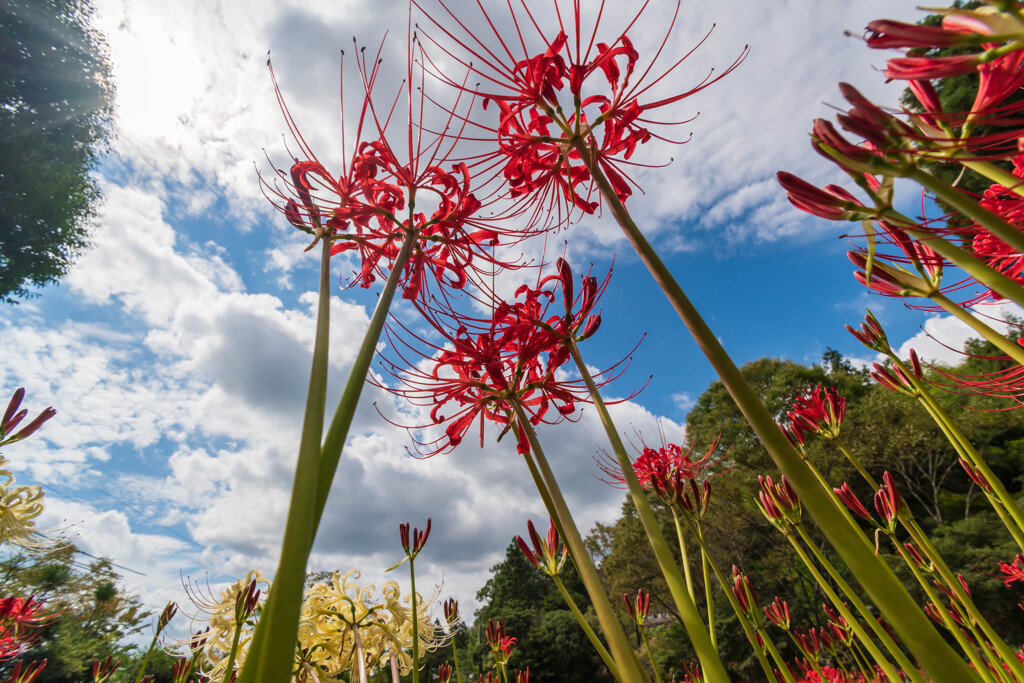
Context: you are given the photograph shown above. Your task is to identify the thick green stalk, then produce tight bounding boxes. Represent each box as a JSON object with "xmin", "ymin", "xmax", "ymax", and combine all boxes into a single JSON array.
[
  {"xmin": 906, "ymin": 166, "xmax": 1024, "ymax": 256},
  {"xmin": 687, "ymin": 515, "xmax": 784, "ymax": 683},
  {"xmin": 670, "ymin": 509, "xmax": 695, "ymax": 600},
  {"xmin": 239, "ymin": 237, "xmax": 333, "ymax": 683},
  {"xmin": 223, "ymin": 618, "xmax": 248, "ymax": 682},
  {"xmin": 451, "ymin": 638, "xmax": 463, "ymax": 683},
  {"xmin": 565, "ymin": 338, "xmax": 727, "ymax": 682},
  {"xmin": 572, "ymin": 137, "xmax": 981, "ymax": 683},
  {"xmin": 551, "ymin": 574, "xmax": 621, "ymax": 681},
  {"xmin": 410, "ymin": 557, "xmax": 420, "ymax": 683},
  {"xmin": 789, "ymin": 525, "xmax": 917, "ymax": 683},
  {"xmin": 894, "ymin": 358, "xmax": 1024, "ymax": 551},
  {"xmin": 700, "ymin": 547, "xmax": 716, "ymax": 649},
  {"xmin": 133, "ymin": 634, "xmax": 159, "ymax": 683},
  {"xmin": 761, "ymin": 627, "xmax": 798, "ymax": 683},
  {"xmin": 511, "ymin": 400, "xmax": 652, "ymax": 683},
  {"xmin": 957, "ymin": 159, "xmax": 1024, "ymax": 201},
  {"xmin": 313, "ymin": 229, "xmax": 420, "ymax": 533}
]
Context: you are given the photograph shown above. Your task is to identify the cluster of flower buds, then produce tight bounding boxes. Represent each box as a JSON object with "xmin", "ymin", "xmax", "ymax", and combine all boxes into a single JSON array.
[
  {"xmin": 903, "ymin": 543, "xmax": 934, "ymax": 574},
  {"xmin": 486, "ymin": 619, "xmax": 517, "ymax": 665},
  {"xmin": 515, "ymin": 667, "xmax": 530, "ymax": 683},
  {"xmin": 959, "ymin": 459, "xmax": 995, "ymax": 494},
  {"xmin": 90, "ymin": 655, "xmax": 120, "ymax": 683},
  {"xmin": 764, "ymin": 596, "xmax": 791, "ymax": 631},
  {"xmin": 6, "ymin": 659, "xmax": 48, "ymax": 683},
  {"xmin": 846, "ymin": 311, "xmax": 891, "ymax": 354},
  {"xmin": 157, "ymin": 601, "xmax": 178, "ymax": 634},
  {"xmin": 679, "ymin": 662, "xmax": 703, "ymax": 682},
  {"xmin": 516, "ymin": 519, "xmax": 568, "ymax": 577},
  {"xmin": 234, "ymin": 577, "xmax": 262, "ymax": 625},
  {"xmin": 731, "ymin": 567, "xmax": 762, "ymax": 627},
  {"xmin": 834, "ymin": 473, "xmax": 903, "ymax": 536},
  {"xmin": 443, "ymin": 597, "xmax": 459, "ymax": 628},
  {"xmin": 0, "ymin": 389, "xmax": 56, "ymax": 448},
  {"xmin": 822, "ymin": 604, "xmax": 854, "ymax": 646},
  {"xmin": 757, "ymin": 475, "xmax": 801, "ymax": 530},
  {"xmin": 787, "ymin": 385, "xmax": 846, "ymax": 441},
  {"xmin": 399, "ymin": 518, "xmax": 432, "ymax": 561},
  {"xmin": 438, "ymin": 662, "xmax": 452, "ymax": 683},
  {"xmin": 623, "ymin": 588, "xmax": 651, "ymax": 627}
]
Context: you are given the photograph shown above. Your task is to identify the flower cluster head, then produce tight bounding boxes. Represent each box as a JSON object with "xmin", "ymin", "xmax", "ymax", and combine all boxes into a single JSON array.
[
  {"xmin": 731, "ymin": 566, "xmax": 761, "ymax": 625},
  {"xmin": 264, "ymin": 40, "xmax": 531, "ymax": 303},
  {"xmin": 443, "ymin": 597, "xmax": 459, "ymax": 628},
  {"xmin": 516, "ymin": 518, "xmax": 568, "ymax": 577},
  {"xmin": 0, "ymin": 457, "xmax": 52, "ymax": 553},
  {"xmin": 90, "ymin": 656, "xmax": 119, "ymax": 683},
  {"xmin": 0, "ymin": 389, "xmax": 55, "ymax": 449},
  {"xmin": 0, "ymin": 596, "xmax": 57, "ymax": 660},
  {"xmin": 399, "ymin": 518, "xmax": 432, "ymax": 561},
  {"xmin": 297, "ymin": 569, "xmax": 443, "ymax": 678},
  {"xmin": 381, "ymin": 258, "xmax": 636, "ymax": 456},
  {"xmin": 623, "ymin": 588, "xmax": 651, "ymax": 626},
  {"xmin": 999, "ymin": 554, "xmax": 1024, "ymax": 586},
  {"xmin": 757, "ymin": 475, "xmax": 801, "ymax": 530},
  {"xmin": 417, "ymin": 0, "xmax": 747, "ymax": 227},
  {"xmin": 764, "ymin": 596, "xmax": 790, "ymax": 631},
  {"xmin": 787, "ymin": 385, "xmax": 845, "ymax": 441},
  {"xmin": 834, "ymin": 473, "xmax": 903, "ymax": 535},
  {"xmin": 822, "ymin": 604, "xmax": 854, "ymax": 646},
  {"xmin": 486, "ymin": 619, "xmax": 517, "ymax": 665}
]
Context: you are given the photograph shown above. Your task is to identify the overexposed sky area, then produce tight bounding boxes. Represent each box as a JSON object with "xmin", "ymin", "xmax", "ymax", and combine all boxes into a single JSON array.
[{"xmin": 2, "ymin": 0, "xmax": 1014, "ymax": 627}]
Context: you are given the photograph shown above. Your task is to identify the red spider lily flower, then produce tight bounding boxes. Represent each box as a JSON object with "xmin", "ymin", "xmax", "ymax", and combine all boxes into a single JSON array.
[
  {"xmin": 623, "ymin": 588, "xmax": 651, "ymax": 626},
  {"xmin": 868, "ymin": 362, "xmax": 918, "ymax": 396},
  {"xmin": 776, "ymin": 172, "xmax": 874, "ymax": 222},
  {"xmin": 415, "ymin": 0, "xmax": 747, "ymax": 228},
  {"xmin": 794, "ymin": 627, "xmax": 822, "ymax": 661},
  {"xmin": 788, "ymin": 386, "xmax": 846, "ymax": 441},
  {"xmin": 477, "ymin": 674, "xmax": 497, "ymax": 683},
  {"xmin": 262, "ymin": 41, "xmax": 527, "ymax": 303},
  {"xmin": 0, "ymin": 597, "xmax": 58, "ymax": 660},
  {"xmin": 731, "ymin": 567, "xmax": 761, "ymax": 625},
  {"xmin": 874, "ymin": 472, "xmax": 903, "ymax": 532},
  {"xmin": 399, "ymin": 518, "xmax": 432, "ymax": 560},
  {"xmin": 780, "ymin": 421, "xmax": 807, "ymax": 453},
  {"xmin": 438, "ymin": 662, "xmax": 452, "ymax": 683},
  {"xmin": 0, "ymin": 389, "xmax": 55, "ymax": 447},
  {"xmin": 680, "ymin": 662, "xmax": 703, "ymax": 683},
  {"xmin": 516, "ymin": 518, "xmax": 568, "ymax": 577},
  {"xmin": 486, "ymin": 620, "xmax": 517, "ymax": 664},
  {"xmin": 378, "ymin": 262, "xmax": 639, "ymax": 456},
  {"xmin": 998, "ymin": 555, "xmax": 1024, "ymax": 586},
  {"xmin": 598, "ymin": 433, "xmax": 730, "ymax": 493},
  {"xmin": 515, "ymin": 668, "xmax": 529, "ymax": 683},
  {"xmin": 764, "ymin": 597, "xmax": 791, "ymax": 630},
  {"xmin": 443, "ymin": 597, "xmax": 459, "ymax": 627},
  {"xmin": 833, "ymin": 483, "xmax": 874, "ymax": 523},
  {"xmin": 822, "ymin": 604, "xmax": 854, "ymax": 645}
]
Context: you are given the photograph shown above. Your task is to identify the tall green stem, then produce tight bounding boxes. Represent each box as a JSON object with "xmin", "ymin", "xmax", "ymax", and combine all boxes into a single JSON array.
[
  {"xmin": 670, "ymin": 510, "xmax": 695, "ymax": 600},
  {"xmin": 551, "ymin": 574, "xmax": 621, "ymax": 681},
  {"xmin": 565, "ymin": 338, "xmax": 727, "ymax": 682},
  {"xmin": 451, "ymin": 638, "xmax": 463, "ymax": 683},
  {"xmin": 510, "ymin": 400, "xmax": 651, "ymax": 683},
  {"xmin": 699, "ymin": 547, "xmax": 716, "ymax": 649},
  {"xmin": 930, "ymin": 292, "xmax": 1024, "ymax": 367},
  {"xmin": 410, "ymin": 557, "xmax": 420, "ymax": 683},
  {"xmin": 789, "ymin": 525, "xmax": 918, "ymax": 683},
  {"xmin": 571, "ymin": 136, "xmax": 980, "ymax": 683},
  {"xmin": 239, "ymin": 237, "xmax": 334, "ymax": 683},
  {"xmin": 637, "ymin": 626, "xmax": 664, "ymax": 683}
]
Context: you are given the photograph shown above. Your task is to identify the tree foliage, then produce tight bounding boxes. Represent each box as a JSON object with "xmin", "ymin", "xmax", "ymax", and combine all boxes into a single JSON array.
[{"xmin": 0, "ymin": 0, "xmax": 115, "ymax": 303}]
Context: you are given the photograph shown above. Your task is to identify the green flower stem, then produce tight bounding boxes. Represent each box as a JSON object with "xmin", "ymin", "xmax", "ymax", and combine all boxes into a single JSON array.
[
  {"xmin": 670, "ymin": 509, "xmax": 696, "ymax": 600},
  {"xmin": 700, "ymin": 546, "xmax": 716, "ymax": 649},
  {"xmin": 637, "ymin": 625, "xmax": 664, "ymax": 683},
  {"xmin": 551, "ymin": 574, "xmax": 621, "ymax": 681},
  {"xmin": 133, "ymin": 633, "xmax": 159, "ymax": 683},
  {"xmin": 931, "ymin": 292, "xmax": 1024, "ymax": 367},
  {"xmin": 239, "ymin": 236, "xmax": 335, "ymax": 683},
  {"xmin": 906, "ymin": 166, "xmax": 1024, "ymax": 256},
  {"xmin": 893, "ymin": 357, "xmax": 1024, "ymax": 552},
  {"xmin": 313, "ymin": 228, "xmax": 420, "ymax": 534},
  {"xmin": 761, "ymin": 626, "xmax": 798, "ymax": 683},
  {"xmin": 800, "ymin": 455, "xmax": 862, "ymax": 529},
  {"xmin": 879, "ymin": 208, "xmax": 1024, "ymax": 310},
  {"xmin": 510, "ymin": 399, "xmax": 652, "ymax": 683},
  {"xmin": 832, "ymin": 438, "xmax": 880, "ymax": 491},
  {"xmin": 956, "ymin": 159, "xmax": 1024, "ymax": 200},
  {"xmin": 571, "ymin": 136, "xmax": 981, "ymax": 683},
  {"xmin": 410, "ymin": 557, "xmax": 420, "ymax": 683},
  {"xmin": 451, "ymin": 638, "xmax": 463, "ymax": 683},
  {"xmin": 684, "ymin": 514, "xmax": 785, "ymax": 683},
  {"xmin": 847, "ymin": 640, "xmax": 874, "ymax": 682},
  {"xmin": 223, "ymin": 617, "xmax": 248, "ymax": 683},
  {"xmin": 565, "ymin": 338, "xmax": 727, "ymax": 683},
  {"xmin": 790, "ymin": 524, "xmax": 918, "ymax": 683}
]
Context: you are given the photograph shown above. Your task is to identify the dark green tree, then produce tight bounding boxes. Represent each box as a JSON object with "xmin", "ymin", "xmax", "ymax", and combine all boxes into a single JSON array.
[
  {"xmin": 0, "ymin": 0, "xmax": 115, "ymax": 303},
  {"xmin": 0, "ymin": 545, "xmax": 160, "ymax": 682}
]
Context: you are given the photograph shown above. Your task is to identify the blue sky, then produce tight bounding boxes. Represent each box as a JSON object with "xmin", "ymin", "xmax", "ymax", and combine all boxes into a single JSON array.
[{"xmin": 2, "ymin": 0, "xmax": 1014, "ymax": 627}]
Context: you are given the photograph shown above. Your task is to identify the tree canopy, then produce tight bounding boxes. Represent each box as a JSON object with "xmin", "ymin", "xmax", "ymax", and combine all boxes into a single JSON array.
[{"xmin": 0, "ymin": 0, "xmax": 115, "ymax": 303}]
